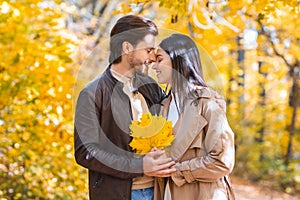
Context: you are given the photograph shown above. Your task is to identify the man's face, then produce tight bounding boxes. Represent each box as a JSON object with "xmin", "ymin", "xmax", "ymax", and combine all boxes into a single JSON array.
[{"xmin": 129, "ymin": 34, "xmax": 156, "ymax": 75}]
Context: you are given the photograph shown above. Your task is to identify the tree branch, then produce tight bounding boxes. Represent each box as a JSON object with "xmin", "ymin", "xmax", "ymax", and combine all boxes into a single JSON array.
[{"xmin": 257, "ymin": 19, "xmax": 295, "ymax": 69}]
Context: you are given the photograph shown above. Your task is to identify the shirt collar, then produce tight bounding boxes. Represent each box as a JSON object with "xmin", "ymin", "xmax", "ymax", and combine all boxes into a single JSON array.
[{"xmin": 110, "ymin": 68, "xmax": 134, "ymax": 84}]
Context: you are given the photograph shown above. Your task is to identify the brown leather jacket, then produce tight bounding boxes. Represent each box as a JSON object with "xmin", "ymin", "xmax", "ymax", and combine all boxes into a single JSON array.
[{"xmin": 74, "ymin": 66, "xmax": 165, "ymax": 200}]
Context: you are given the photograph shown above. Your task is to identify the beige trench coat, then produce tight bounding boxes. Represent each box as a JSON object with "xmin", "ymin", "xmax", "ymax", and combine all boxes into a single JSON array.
[{"xmin": 161, "ymin": 86, "xmax": 236, "ymax": 200}]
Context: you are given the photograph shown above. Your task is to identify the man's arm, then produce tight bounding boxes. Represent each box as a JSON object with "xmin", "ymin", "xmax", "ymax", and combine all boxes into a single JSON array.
[
  {"xmin": 74, "ymin": 88, "xmax": 175, "ymax": 178},
  {"xmin": 74, "ymin": 88, "xmax": 144, "ymax": 178}
]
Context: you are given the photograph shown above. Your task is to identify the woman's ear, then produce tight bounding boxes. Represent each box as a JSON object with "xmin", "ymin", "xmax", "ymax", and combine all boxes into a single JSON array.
[{"xmin": 122, "ymin": 41, "xmax": 133, "ymax": 54}]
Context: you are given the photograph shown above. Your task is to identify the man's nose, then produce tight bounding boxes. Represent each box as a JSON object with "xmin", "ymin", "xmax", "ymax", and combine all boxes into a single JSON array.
[{"xmin": 148, "ymin": 51, "xmax": 156, "ymax": 62}]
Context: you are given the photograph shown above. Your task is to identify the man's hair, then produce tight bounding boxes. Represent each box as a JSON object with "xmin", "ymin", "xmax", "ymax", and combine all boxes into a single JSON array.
[{"xmin": 109, "ymin": 15, "xmax": 158, "ymax": 64}]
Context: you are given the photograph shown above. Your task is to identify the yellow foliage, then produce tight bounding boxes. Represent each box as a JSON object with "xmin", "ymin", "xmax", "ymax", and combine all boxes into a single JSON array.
[
  {"xmin": 0, "ymin": 0, "xmax": 87, "ymax": 199},
  {"xmin": 1, "ymin": 0, "xmax": 299, "ymax": 198},
  {"xmin": 129, "ymin": 113, "xmax": 174, "ymax": 155},
  {"xmin": 130, "ymin": 112, "xmax": 167, "ymax": 137}
]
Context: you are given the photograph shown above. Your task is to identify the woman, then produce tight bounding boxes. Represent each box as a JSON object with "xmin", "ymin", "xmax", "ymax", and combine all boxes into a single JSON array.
[{"xmin": 152, "ymin": 33, "xmax": 235, "ymax": 200}]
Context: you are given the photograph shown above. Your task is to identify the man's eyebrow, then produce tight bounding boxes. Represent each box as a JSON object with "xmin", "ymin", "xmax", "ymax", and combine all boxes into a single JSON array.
[{"xmin": 143, "ymin": 47, "xmax": 155, "ymax": 51}]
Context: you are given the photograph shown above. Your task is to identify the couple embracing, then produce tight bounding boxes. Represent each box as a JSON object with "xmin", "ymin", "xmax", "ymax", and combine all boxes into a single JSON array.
[{"xmin": 74, "ymin": 15, "xmax": 235, "ymax": 200}]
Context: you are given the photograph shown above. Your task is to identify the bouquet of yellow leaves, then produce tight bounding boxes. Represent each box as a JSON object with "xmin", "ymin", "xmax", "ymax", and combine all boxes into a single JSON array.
[{"xmin": 129, "ymin": 112, "xmax": 174, "ymax": 155}]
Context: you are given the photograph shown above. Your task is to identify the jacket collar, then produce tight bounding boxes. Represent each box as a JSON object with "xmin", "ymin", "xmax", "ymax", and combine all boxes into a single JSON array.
[
  {"xmin": 170, "ymin": 104, "xmax": 207, "ymax": 161},
  {"xmin": 162, "ymin": 96, "xmax": 208, "ymax": 161},
  {"xmin": 102, "ymin": 65, "xmax": 119, "ymax": 86}
]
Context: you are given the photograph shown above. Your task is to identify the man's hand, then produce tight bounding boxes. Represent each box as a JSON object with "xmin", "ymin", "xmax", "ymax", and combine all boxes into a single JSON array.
[{"xmin": 143, "ymin": 150, "xmax": 176, "ymax": 177}]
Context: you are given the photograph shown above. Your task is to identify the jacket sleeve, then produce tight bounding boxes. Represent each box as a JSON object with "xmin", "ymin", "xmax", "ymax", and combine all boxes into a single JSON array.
[
  {"xmin": 171, "ymin": 99, "xmax": 235, "ymax": 186},
  {"xmin": 74, "ymin": 88, "xmax": 143, "ymax": 179}
]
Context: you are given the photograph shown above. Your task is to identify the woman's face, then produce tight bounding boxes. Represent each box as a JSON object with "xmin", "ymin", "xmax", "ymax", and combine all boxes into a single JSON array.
[{"xmin": 152, "ymin": 47, "xmax": 173, "ymax": 85}]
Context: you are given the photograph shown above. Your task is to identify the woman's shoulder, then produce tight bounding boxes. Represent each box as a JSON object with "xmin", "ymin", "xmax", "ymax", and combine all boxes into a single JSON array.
[
  {"xmin": 190, "ymin": 86, "xmax": 227, "ymax": 113},
  {"xmin": 191, "ymin": 86, "xmax": 224, "ymax": 100}
]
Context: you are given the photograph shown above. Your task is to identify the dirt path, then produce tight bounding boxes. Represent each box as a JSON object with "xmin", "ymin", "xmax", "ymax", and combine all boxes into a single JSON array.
[{"xmin": 231, "ymin": 176, "xmax": 299, "ymax": 200}]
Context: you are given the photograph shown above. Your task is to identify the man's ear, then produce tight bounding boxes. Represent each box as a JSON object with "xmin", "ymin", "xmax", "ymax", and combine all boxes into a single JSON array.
[{"xmin": 122, "ymin": 41, "xmax": 133, "ymax": 54}]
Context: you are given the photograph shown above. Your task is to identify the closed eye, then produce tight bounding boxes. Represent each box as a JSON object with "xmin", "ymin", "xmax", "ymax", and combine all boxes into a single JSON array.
[
  {"xmin": 156, "ymin": 55, "xmax": 163, "ymax": 63},
  {"xmin": 146, "ymin": 48, "xmax": 154, "ymax": 54}
]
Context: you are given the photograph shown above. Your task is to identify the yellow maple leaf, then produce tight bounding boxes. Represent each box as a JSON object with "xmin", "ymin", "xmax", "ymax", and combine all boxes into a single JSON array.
[
  {"xmin": 129, "ymin": 113, "xmax": 174, "ymax": 155},
  {"xmin": 129, "ymin": 113, "xmax": 167, "ymax": 138}
]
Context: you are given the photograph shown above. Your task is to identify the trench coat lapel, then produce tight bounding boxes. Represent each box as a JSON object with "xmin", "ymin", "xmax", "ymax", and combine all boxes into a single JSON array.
[{"xmin": 166, "ymin": 100, "xmax": 208, "ymax": 161}]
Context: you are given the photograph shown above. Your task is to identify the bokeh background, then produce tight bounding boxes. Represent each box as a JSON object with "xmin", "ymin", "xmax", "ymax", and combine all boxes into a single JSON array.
[{"xmin": 0, "ymin": 0, "xmax": 299, "ymax": 199}]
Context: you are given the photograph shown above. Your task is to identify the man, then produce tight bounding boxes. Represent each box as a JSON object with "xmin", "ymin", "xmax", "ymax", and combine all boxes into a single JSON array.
[{"xmin": 74, "ymin": 15, "xmax": 175, "ymax": 200}]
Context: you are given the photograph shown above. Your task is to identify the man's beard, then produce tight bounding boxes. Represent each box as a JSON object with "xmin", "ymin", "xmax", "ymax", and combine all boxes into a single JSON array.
[{"xmin": 129, "ymin": 54, "xmax": 148, "ymax": 75}]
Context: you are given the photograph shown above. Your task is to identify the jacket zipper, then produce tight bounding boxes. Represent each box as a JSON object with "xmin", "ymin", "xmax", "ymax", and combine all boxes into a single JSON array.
[{"xmin": 92, "ymin": 176, "xmax": 103, "ymax": 188}]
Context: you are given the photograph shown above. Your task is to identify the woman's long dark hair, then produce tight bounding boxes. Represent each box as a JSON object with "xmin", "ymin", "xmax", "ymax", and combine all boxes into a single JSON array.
[{"xmin": 159, "ymin": 33, "xmax": 207, "ymax": 114}]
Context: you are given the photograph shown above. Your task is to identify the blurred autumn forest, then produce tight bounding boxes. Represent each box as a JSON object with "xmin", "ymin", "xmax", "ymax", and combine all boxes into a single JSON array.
[{"xmin": 0, "ymin": 0, "xmax": 299, "ymax": 199}]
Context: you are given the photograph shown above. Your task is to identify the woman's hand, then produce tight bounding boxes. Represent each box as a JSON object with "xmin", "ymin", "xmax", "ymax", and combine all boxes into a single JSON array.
[{"xmin": 143, "ymin": 148, "xmax": 176, "ymax": 177}]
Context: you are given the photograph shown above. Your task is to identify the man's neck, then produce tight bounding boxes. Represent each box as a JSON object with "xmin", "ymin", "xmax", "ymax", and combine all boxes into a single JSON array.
[{"xmin": 111, "ymin": 62, "xmax": 135, "ymax": 78}]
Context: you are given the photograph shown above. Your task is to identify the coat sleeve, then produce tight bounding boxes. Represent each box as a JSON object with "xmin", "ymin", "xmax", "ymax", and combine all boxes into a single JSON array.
[
  {"xmin": 171, "ymin": 99, "xmax": 235, "ymax": 186},
  {"xmin": 74, "ymin": 87, "xmax": 143, "ymax": 179}
]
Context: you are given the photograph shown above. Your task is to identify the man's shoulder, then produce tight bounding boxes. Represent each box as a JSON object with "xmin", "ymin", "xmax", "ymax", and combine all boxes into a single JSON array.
[
  {"xmin": 81, "ymin": 75, "xmax": 102, "ymax": 93},
  {"xmin": 82, "ymin": 69, "xmax": 111, "ymax": 92}
]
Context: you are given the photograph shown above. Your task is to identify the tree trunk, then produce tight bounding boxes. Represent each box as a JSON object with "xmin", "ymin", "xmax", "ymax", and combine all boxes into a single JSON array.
[
  {"xmin": 285, "ymin": 65, "xmax": 299, "ymax": 165},
  {"xmin": 256, "ymin": 61, "xmax": 267, "ymax": 161}
]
